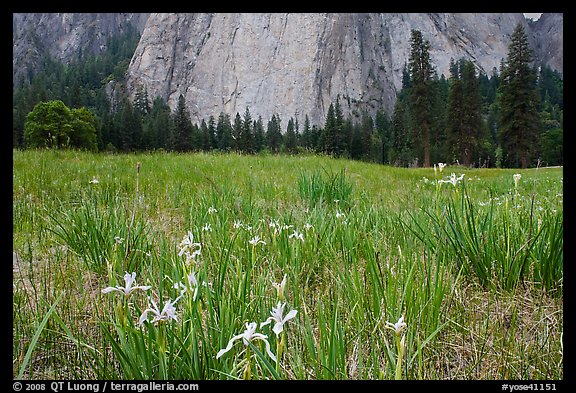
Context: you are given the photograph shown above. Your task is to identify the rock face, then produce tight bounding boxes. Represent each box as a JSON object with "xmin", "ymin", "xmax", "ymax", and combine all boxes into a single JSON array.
[
  {"xmin": 126, "ymin": 13, "xmax": 562, "ymax": 126},
  {"xmin": 13, "ymin": 13, "xmax": 563, "ymax": 127},
  {"xmin": 528, "ymin": 13, "xmax": 563, "ymax": 73},
  {"xmin": 12, "ymin": 13, "xmax": 149, "ymax": 84}
]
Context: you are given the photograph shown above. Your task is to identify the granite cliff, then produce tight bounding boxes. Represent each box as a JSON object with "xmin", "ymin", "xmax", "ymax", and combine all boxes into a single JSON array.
[{"xmin": 13, "ymin": 13, "xmax": 563, "ymax": 125}]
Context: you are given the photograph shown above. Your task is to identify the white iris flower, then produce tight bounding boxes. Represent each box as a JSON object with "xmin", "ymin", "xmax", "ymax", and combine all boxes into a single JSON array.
[
  {"xmin": 386, "ymin": 315, "xmax": 407, "ymax": 335},
  {"xmin": 179, "ymin": 231, "xmax": 202, "ymax": 260},
  {"xmin": 138, "ymin": 296, "xmax": 180, "ymax": 326},
  {"xmin": 102, "ymin": 272, "xmax": 151, "ymax": 296},
  {"xmin": 260, "ymin": 301, "xmax": 298, "ymax": 336},
  {"xmin": 439, "ymin": 173, "xmax": 464, "ymax": 187},
  {"xmin": 216, "ymin": 322, "xmax": 276, "ymax": 362},
  {"xmin": 249, "ymin": 235, "xmax": 266, "ymax": 246},
  {"xmin": 288, "ymin": 230, "xmax": 304, "ymax": 242}
]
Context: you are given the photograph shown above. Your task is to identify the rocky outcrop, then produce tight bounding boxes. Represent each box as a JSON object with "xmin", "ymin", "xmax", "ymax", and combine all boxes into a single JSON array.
[
  {"xmin": 126, "ymin": 13, "xmax": 550, "ymax": 125},
  {"xmin": 528, "ymin": 13, "xmax": 563, "ymax": 73},
  {"xmin": 13, "ymin": 13, "xmax": 563, "ymax": 127},
  {"xmin": 12, "ymin": 13, "xmax": 149, "ymax": 84}
]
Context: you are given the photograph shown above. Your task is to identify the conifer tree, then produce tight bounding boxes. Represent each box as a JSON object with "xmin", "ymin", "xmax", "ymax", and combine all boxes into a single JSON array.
[
  {"xmin": 266, "ymin": 114, "xmax": 283, "ymax": 153},
  {"xmin": 301, "ymin": 114, "xmax": 312, "ymax": 150},
  {"xmin": 207, "ymin": 115, "xmax": 217, "ymax": 150},
  {"xmin": 134, "ymin": 84, "xmax": 150, "ymax": 116},
  {"xmin": 171, "ymin": 94, "xmax": 193, "ymax": 152},
  {"xmin": 285, "ymin": 117, "xmax": 298, "ymax": 153},
  {"xmin": 253, "ymin": 115, "xmax": 265, "ymax": 152},
  {"xmin": 320, "ymin": 103, "xmax": 337, "ymax": 155},
  {"xmin": 199, "ymin": 119, "xmax": 210, "ymax": 150},
  {"xmin": 239, "ymin": 107, "xmax": 254, "ymax": 153},
  {"xmin": 408, "ymin": 29, "xmax": 435, "ymax": 167},
  {"xmin": 496, "ymin": 23, "xmax": 541, "ymax": 168},
  {"xmin": 375, "ymin": 110, "xmax": 391, "ymax": 164},
  {"xmin": 216, "ymin": 112, "xmax": 234, "ymax": 151},
  {"xmin": 232, "ymin": 112, "xmax": 243, "ymax": 151}
]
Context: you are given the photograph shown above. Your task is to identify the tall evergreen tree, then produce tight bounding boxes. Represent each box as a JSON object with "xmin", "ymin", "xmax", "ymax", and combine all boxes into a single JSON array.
[
  {"xmin": 446, "ymin": 59, "xmax": 464, "ymax": 163},
  {"xmin": 359, "ymin": 110, "xmax": 374, "ymax": 160},
  {"xmin": 199, "ymin": 119, "xmax": 210, "ymax": 150},
  {"xmin": 408, "ymin": 29, "xmax": 435, "ymax": 167},
  {"xmin": 460, "ymin": 60, "xmax": 483, "ymax": 166},
  {"xmin": 285, "ymin": 117, "xmax": 298, "ymax": 153},
  {"xmin": 390, "ymin": 93, "xmax": 412, "ymax": 166},
  {"xmin": 171, "ymin": 94, "xmax": 193, "ymax": 152},
  {"xmin": 375, "ymin": 110, "xmax": 391, "ymax": 164},
  {"xmin": 496, "ymin": 23, "xmax": 541, "ymax": 168},
  {"xmin": 239, "ymin": 107, "xmax": 255, "ymax": 153},
  {"xmin": 253, "ymin": 115, "xmax": 265, "ymax": 152},
  {"xmin": 133, "ymin": 84, "xmax": 150, "ymax": 116},
  {"xmin": 301, "ymin": 114, "xmax": 312, "ymax": 150},
  {"xmin": 334, "ymin": 97, "xmax": 347, "ymax": 155},
  {"xmin": 232, "ymin": 112, "xmax": 243, "ymax": 151},
  {"xmin": 207, "ymin": 115, "xmax": 217, "ymax": 150},
  {"xmin": 117, "ymin": 98, "xmax": 142, "ymax": 152},
  {"xmin": 266, "ymin": 114, "xmax": 283, "ymax": 153},
  {"xmin": 320, "ymin": 103, "xmax": 337, "ymax": 155},
  {"xmin": 216, "ymin": 112, "xmax": 234, "ymax": 151}
]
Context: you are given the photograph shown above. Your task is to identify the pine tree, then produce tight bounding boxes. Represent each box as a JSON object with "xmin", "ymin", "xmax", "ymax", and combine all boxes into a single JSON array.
[
  {"xmin": 207, "ymin": 115, "xmax": 217, "ymax": 150},
  {"xmin": 133, "ymin": 84, "xmax": 150, "ymax": 116},
  {"xmin": 460, "ymin": 60, "xmax": 483, "ymax": 166},
  {"xmin": 171, "ymin": 94, "xmax": 193, "ymax": 152},
  {"xmin": 232, "ymin": 112, "xmax": 243, "ymax": 151},
  {"xmin": 390, "ymin": 93, "xmax": 412, "ymax": 166},
  {"xmin": 359, "ymin": 110, "xmax": 374, "ymax": 160},
  {"xmin": 408, "ymin": 29, "xmax": 435, "ymax": 167},
  {"xmin": 375, "ymin": 110, "xmax": 391, "ymax": 164},
  {"xmin": 199, "ymin": 119, "xmax": 210, "ymax": 150},
  {"xmin": 446, "ymin": 58, "xmax": 464, "ymax": 163},
  {"xmin": 285, "ymin": 117, "xmax": 298, "ymax": 153},
  {"xmin": 320, "ymin": 103, "xmax": 337, "ymax": 155},
  {"xmin": 301, "ymin": 114, "xmax": 312, "ymax": 150},
  {"xmin": 239, "ymin": 107, "xmax": 255, "ymax": 153},
  {"xmin": 216, "ymin": 112, "xmax": 234, "ymax": 151},
  {"xmin": 253, "ymin": 116, "xmax": 265, "ymax": 152},
  {"xmin": 496, "ymin": 23, "xmax": 541, "ymax": 168},
  {"xmin": 148, "ymin": 96, "xmax": 172, "ymax": 149},
  {"xmin": 334, "ymin": 97, "xmax": 347, "ymax": 155},
  {"xmin": 266, "ymin": 114, "xmax": 283, "ymax": 153}
]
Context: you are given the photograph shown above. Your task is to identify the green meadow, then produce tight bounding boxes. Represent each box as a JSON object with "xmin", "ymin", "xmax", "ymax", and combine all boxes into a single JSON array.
[{"xmin": 13, "ymin": 149, "xmax": 563, "ymax": 380}]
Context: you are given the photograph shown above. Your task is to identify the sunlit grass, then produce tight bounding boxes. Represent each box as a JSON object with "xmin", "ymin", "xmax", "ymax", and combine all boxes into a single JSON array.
[{"xmin": 13, "ymin": 149, "xmax": 563, "ymax": 379}]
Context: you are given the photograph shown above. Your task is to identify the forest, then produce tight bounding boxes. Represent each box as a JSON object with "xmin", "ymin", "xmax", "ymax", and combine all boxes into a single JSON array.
[{"xmin": 12, "ymin": 24, "xmax": 563, "ymax": 168}]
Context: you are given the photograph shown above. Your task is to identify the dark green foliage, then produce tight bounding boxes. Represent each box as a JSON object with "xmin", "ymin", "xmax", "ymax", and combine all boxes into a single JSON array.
[
  {"xmin": 446, "ymin": 59, "xmax": 485, "ymax": 166},
  {"xmin": 142, "ymin": 97, "xmax": 172, "ymax": 150},
  {"xmin": 171, "ymin": 95, "xmax": 193, "ymax": 152},
  {"xmin": 375, "ymin": 110, "xmax": 391, "ymax": 164},
  {"xmin": 238, "ymin": 108, "xmax": 254, "ymax": 153},
  {"xmin": 285, "ymin": 117, "xmax": 298, "ymax": 153},
  {"xmin": 319, "ymin": 98, "xmax": 349, "ymax": 157},
  {"xmin": 266, "ymin": 114, "xmax": 283, "ymax": 153},
  {"xmin": 216, "ymin": 112, "xmax": 234, "ymax": 151},
  {"xmin": 496, "ymin": 23, "xmax": 541, "ymax": 168},
  {"xmin": 408, "ymin": 29, "xmax": 435, "ymax": 167},
  {"xmin": 253, "ymin": 116, "xmax": 265, "ymax": 152},
  {"xmin": 24, "ymin": 100, "xmax": 97, "ymax": 150},
  {"xmin": 117, "ymin": 99, "xmax": 143, "ymax": 152},
  {"xmin": 12, "ymin": 22, "xmax": 561, "ymax": 168}
]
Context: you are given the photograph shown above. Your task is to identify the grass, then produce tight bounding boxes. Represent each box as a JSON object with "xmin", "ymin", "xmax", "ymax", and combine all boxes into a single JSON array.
[{"xmin": 12, "ymin": 149, "xmax": 563, "ymax": 380}]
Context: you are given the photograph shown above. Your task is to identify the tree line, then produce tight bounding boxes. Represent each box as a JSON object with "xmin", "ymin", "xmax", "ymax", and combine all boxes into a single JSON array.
[{"xmin": 13, "ymin": 23, "xmax": 562, "ymax": 168}]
